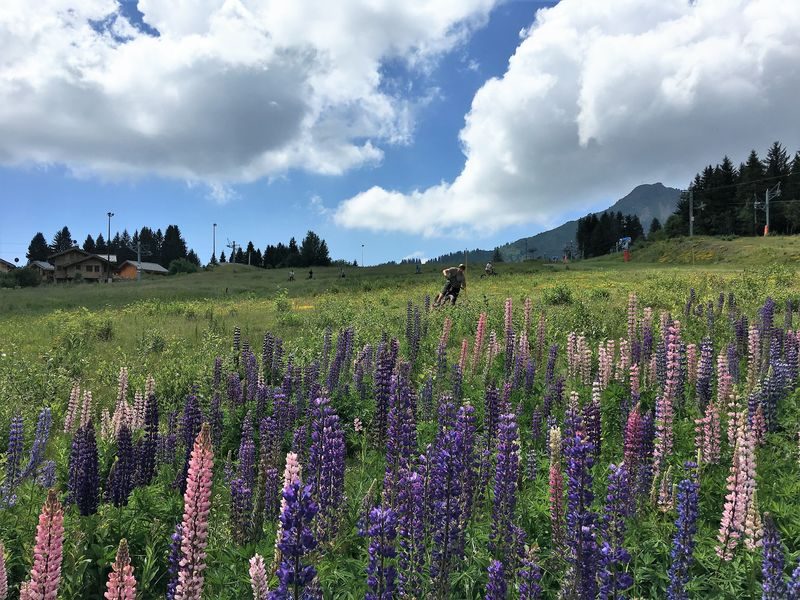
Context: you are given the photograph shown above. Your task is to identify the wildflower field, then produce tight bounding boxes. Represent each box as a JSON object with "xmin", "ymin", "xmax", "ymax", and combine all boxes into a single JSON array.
[{"xmin": 1, "ymin": 261, "xmax": 800, "ymax": 599}]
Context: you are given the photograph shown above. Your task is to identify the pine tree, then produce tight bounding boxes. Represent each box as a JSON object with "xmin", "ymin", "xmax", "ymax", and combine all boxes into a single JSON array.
[
  {"xmin": 95, "ymin": 233, "xmax": 107, "ymax": 253},
  {"xmin": 161, "ymin": 225, "xmax": 187, "ymax": 267},
  {"xmin": 492, "ymin": 247, "xmax": 503, "ymax": 262},
  {"xmin": 26, "ymin": 232, "xmax": 50, "ymax": 261},
  {"xmin": 82, "ymin": 235, "xmax": 96, "ymax": 253},
  {"xmin": 648, "ymin": 218, "xmax": 662, "ymax": 236},
  {"xmin": 50, "ymin": 226, "xmax": 74, "ymax": 254},
  {"xmin": 186, "ymin": 250, "xmax": 200, "ymax": 266},
  {"xmin": 219, "ymin": 251, "xmax": 227, "ymax": 263}
]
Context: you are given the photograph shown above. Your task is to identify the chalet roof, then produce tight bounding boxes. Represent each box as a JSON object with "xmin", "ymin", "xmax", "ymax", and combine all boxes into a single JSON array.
[
  {"xmin": 68, "ymin": 254, "xmax": 113, "ymax": 267},
  {"xmin": 94, "ymin": 254, "xmax": 117, "ymax": 263},
  {"xmin": 47, "ymin": 247, "xmax": 89, "ymax": 260},
  {"xmin": 29, "ymin": 260, "xmax": 54, "ymax": 271},
  {"xmin": 118, "ymin": 260, "xmax": 168, "ymax": 274},
  {"xmin": 0, "ymin": 258, "xmax": 16, "ymax": 269}
]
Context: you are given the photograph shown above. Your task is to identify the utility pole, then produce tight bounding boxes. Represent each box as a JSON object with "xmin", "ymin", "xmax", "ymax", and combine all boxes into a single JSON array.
[
  {"xmin": 107, "ymin": 211, "xmax": 114, "ymax": 283},
  {"xmin": 361, "ymin": 244, "xmax": 365, "ymax": 268},
  {"xmin": 212, "ymin": 223, "xmax": 217, "ymax": 263},
  {"xmin": 227, "ymin": 240, "xmax": 238, "ymax": 263},
  {"xmin": 765, "ymin": 183, "xmax": 781, "ymax": 236}
]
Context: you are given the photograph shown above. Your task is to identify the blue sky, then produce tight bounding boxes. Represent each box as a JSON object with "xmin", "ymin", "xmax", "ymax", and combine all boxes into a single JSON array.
[{"xmin": 1, "ymin": 0, "xmax": 798, "ymax": 265}]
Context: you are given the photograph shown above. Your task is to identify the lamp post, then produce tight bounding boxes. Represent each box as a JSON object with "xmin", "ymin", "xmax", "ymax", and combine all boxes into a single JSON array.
[
  {"xmin": 107, "ymin": 211, "xmax": 114, "ymax": 282},
  {"xmin": 213, "ymin": 223, "xmax": 217, "ymax": 264},
  {"xmin": 361, "ymin": 244, "xmax": 365, "ymax": 268}
]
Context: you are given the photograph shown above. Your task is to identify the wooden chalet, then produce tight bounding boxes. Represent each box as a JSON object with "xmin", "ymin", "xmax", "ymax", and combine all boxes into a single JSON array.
[
  {"xmin": 117, "ymin": 260, "xmax": 169, "ymax": 279},
  {"xmin": 28, "ymin": 260, "xmax": 55, "ymax": 283},
  {"xmin": 49, "ymin": 247, "xmax": 115, "ymax": 282},
  {"xmin": 0, "ymin": 258, "xmax": 16, "ymax": 273}
]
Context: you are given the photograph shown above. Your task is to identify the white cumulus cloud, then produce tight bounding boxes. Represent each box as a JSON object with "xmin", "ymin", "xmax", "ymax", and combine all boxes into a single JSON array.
[
  {"xmin": 335, "ymin": 0, "xmax": 800, "ymax": 236},
  {"xmin": 0, "ymin": 0, "xmax": 497, "ymax": 187}
]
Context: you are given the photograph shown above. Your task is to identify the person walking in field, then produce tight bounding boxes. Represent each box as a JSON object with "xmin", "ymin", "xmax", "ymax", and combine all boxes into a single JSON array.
[{"xmin": 434, "ymin": 263, "xmax": 466, "ymax": 307}]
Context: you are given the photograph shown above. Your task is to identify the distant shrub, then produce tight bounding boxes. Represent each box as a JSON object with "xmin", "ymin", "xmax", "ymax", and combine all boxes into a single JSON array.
[
  {"xmin": 169, "ymin": 258, "xmax": 199, "ymax": 275},
  {"xmin": 543, "ymin": 284, "xmax": 573, "ymax": 305},
  {"xmin": 1, "ymin": 267, "xmax": 42, "ymax": 288},
  {"xmin": 95, "ymin": 319, "xmax": 114, "ymax": 341}
]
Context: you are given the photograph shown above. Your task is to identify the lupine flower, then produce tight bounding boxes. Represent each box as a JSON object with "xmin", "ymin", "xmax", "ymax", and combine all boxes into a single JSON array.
[
  {"xmin": 396, "ymin": 468, "xmax": 425, "ymax": 596},
  {"xmin": 136, "ymin": 392, "xmax": 159, "ymax": 487},
  {"xmin": 743, "ymin": 488, "xmax": 763, "ymax": 551},
  {"xmin": 308, "ymin": 396, "xmax": 346, "ymax": 542},
  {"xmin": 362, "ymin": 506, "xmax": 398, "ymax": 600},
  {"xmin": 694, "ymin": 401, "xmax": 721, "ymax": 465},
  {"xmin": 20, "ymin": 490, "xmax": 64, "ymax": 600},
  {"xmin": 374, "ymin": 343, "xmax": 396, "ymax": 447},
  {"xmin": 175, "ymin": 424, "xmax": 214, "ymax": 600},
  {"xmin": 548, "ymin": 427, "xmax": 565, "ymax": 553},
  {"xmin": 667, "ymin": 463, "xmax": 700, "ymax": 600},
  {"xmin": 762, "ymin": 513, "xmax": 787, "ymax": 600},
  {"xmin": 231, "ymin": 475, "xmax": 254, "ymax": 545},
  {"xmin": 175, "ymin": 393, "xmax": 203, "ymax": 494},
  {"xmin": 249, "ymin": 554, "xmax": 268, "ymax": 600},
  {"xmin": 472, "ymin": 313, "xmax": 488, "ymax": 374},
  {"xmin": 696, "ymin": 337, "xmax": 713, "ymax": 408},
  {"xmin": 79, "ymin": 390, "xmax": 93, "ymax": 429},
  {"xmin": 585, "ymin": 383, "xmax": 602, "ymax": 458},
  {"xmin": 22, "ymin": 408, "xmax": 52, "ymax": 481},
  {"xmin": 64, "ymin": 382, "xmax": 81, "ymax": 433},
  {"xmin": 484, "ymin": 385, "xmax": 500, "ymax": 451},
  {"xmin": 108, "ymin": 424, "xmax": 135, "ymax": 507},
  {"xmin": 747, "ymin": 324, "xmax": 762, "ymax": 391},
  {"xmin": 271, "ymin": 480, "xmax": 319, "ymax": 600},
  {"xmin": 68, "ymin": 421, "xmax": 100, "ymax": 516},
  {"xmin": 598, "ymin": 463, "xmax": 632, "ymax": 599},
  {"xmin": 563, "ymin": 411, "xmax": 598, "ymax": 600},
  {"xmin": 165, "ymin": 523, "xmax": 182, "ymax": 600},
  {"xmin": 485, "ymin": 560, "xmax": 506, "ymax": 600},
  {"xmin": 789, "ymin": 555, "xmax": 800, "ymax": 599},
  {"xmin": 1, "ymin": 414, "xmax": 24, "ymax": 506},
  {"xmin": 132, "ymin": 390, "xmax": 145, "ymax": 431},
  {"xmin": 104, "ymin": 538, "xmax": 137, "ymax": 600},
  {"xmin": 0, "ymin": 541, "xmax": 6, "ymax": 600},
  {"xmin": 490, "ymin": 413, "xmax": 520, "ymax": 566},
  {"xmin": 545, "ymin": 344, "xmax": 558, "ymax": 388},
  {"xmin": 717, "ymin": 413, "xmax": 757, "ymax": 560},
  {"xmin": 518, "ymin": 545, "xmax": 542, "ymax": 600}
]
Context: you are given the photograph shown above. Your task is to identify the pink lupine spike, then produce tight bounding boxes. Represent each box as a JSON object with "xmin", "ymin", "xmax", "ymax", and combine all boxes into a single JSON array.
[
  {"xmin": 0, "ymin": 540, "xmax": 7, "ymax": 600},
  {"xmin": 629, "ymin": 363, "xmax": 640, "ymax": 399},
  {"xmin": 471, "ymin": 312, "xmax": 487, "ymax": 373},
  {"xmin": 548, "ymin": 427, "xmax": 564, "ymax": 553},
  {"xmin": 458, "ymin": 338, "xmax": 468, "ymax": 373},
  {"xmin": 503, "ymin": 298, "xmax": 513, "ymax": 342},
  {"xmin": 21, "ymin": 489, "xmax": 64, "ymax": 600},
  {"xmin": 249, "ymin": 554, "xmax": 268, "ymax": 600},
  {"xmin": 79, "ymin": 390, "xmax": 93, "ymax": 429},
  {"xmin": 63, "ymin": 382, "xmax": 81, "ymax": 434},
  {"xmin": 104, "ymin": 539, "xmax": 137, "ymax": 600},
  {"xmin": 567, "ymin": 332, "xmax": 578, "ymax": 379},
  {"xmin": 616, "ymin": 339, "xmax": 630, "ymax": 382},
  {"xmin": 627, "ymin": 292, "xmax": 638, "ymax": 343},
  {"xmin": 746, "ymin": 324, "xmax": 760, "ymax": 392},
  {"xmin": 686, "ymin": 344, "xmax": 697, "ymax": 385},
  {"xmin": 175, "ymin": 424, "xmax": 214, "ymax": 600},
  {"xmin": 439, "ymin": 317, "xmax": 452, "ymax": 349}
]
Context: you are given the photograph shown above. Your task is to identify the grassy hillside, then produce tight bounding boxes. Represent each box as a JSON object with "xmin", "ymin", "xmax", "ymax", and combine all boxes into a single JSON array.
[{"xmin": 599, "ymin": 235, "xmax": 800, "ymax": 265}]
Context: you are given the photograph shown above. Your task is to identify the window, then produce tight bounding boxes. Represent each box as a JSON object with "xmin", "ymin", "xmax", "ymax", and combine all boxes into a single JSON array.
[
  {"xmin": 95, "ymin": 265, "xmax": 100, "ymax": 272},
  {"xmin": 86, "ymin": 265, "xmax": 93, "ymax": 272}
]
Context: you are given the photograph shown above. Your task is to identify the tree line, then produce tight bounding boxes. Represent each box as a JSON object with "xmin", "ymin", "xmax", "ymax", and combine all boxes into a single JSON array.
[
  {"xmin": 26, "ymin": 225, "xmax": 199, "ymax": 269},
  {"xmin": 664, "ymin": 141, "xmax": 800, "ymax": 236},
  {"xmin": 576, "ymin": 211, "xmax": 644, "ymax": 259},
  {"xmin": 216, "ymin": 231, "xmax": 331, "ymax": 268}
]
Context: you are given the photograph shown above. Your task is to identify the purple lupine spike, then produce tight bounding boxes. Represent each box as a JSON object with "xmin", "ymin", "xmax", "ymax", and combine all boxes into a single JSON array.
[
  {"xmin": 321, "ymin": 326, "xmax": 332, "ymax": 375},
  {"xmin": 35, "ymin": 460, "xmax": 56, "ymax": 489},
  {"xmin": 545, "ymin": 344, "xmax": 558, "ymax": 388},
  {"xmin": 396, "ymin": 469, "xmax": 425, "ymax": 597},
  {"xmin": 696, "ymin": 337, "xmax": 714, "ymax": 408},
  {"xmin": 437, "ymin": 396, "xmax": 457, "ymax": 433},
  {"xmin": 22, "ymin": 407, "xmax": 52, "ymax": 480},
  {"xmin": 760, "ymin": 297, "xmax": 776, "ymax": 340},
  {"xmin": 107, "ymin": 423, "xmax": 135, "ymax": 507},
  {"xmin": 707, "ymin": 300, "xmax": 715, "ymax": 332},
  {"xmin": 563, "ymin": 410, "xmax": 598, "ymax": 600},
  {"xmin": 1, "ymin": 414, "xmax": 24, "ymax": 506},
  {"xmin": 256, "ymin": 381, "xmax": 270, "ymax": 425},
  {"xmin": 762, "ymin": 513, "xmax": 787, "ymax": 600},
  {"xmin": 362, "ymin": 506, "xmax": 398, "ymax": 600},
  {"xmin": 209, "ymin": 392, "xmax": 224, "ymax": 453},
  {"xmin": 524, "ymin": 358, "xmax": 536, "ymax": 396},
  {"xmin": 383, "ymin": 369, "xmax": 418, "ymax": 507},
  {"xmin": 160, "ymin": 410, "xmax": 178, "ymax": 466},
  {"xmin": 420, "ymin": 374, "xmax": 434, "ymax": 422},
  {"xmin": 230, "ymin": 475, "xmax": 253, "ymax": 544},
  {"xmin": 308, "ymin": 396, "xmax": 346, "ymax": 542},
  {"xmin": 238, "ymin": 413, "xmax": 256, "ymax": 488},
  {"xmin": 484, "ymin": 385, "xmax": 500, "ymax": 451},
  {"xmin": 165, "ymin": 522, "xmax": 183, "ymax": 600},
  {"xmin": 667, "ymin": 463, "xmax": 699, "ymax": 600},
  {"xmin": 598, "ymin": 463, "xmax": 632, "ymax": 599},
  {"xmin": 68, "ymin": 421, "xmax": 100, "ymax": 516},
  {"xmin": 212, "ymin": 356, "xmax": 222, "ymax": 390},
  {"xmin": 790, "ymin": 556, "xmax": 800, "ymax": 599},
  {"xmin": 262, "ymin": 332, "xmax": 275, "ymax": 383},
  {"xmin": 490, "ymin": 413, "xmax": 520, "ymax": 566},
  {"xmin": 291, "ymin": 423, "xmax": 308, "ymax": 463},
  {"xmin": 175, "ymin": 393, "xmax": 203, "ymax": 494},
  {"xmin": 429, "ymin": 425, "xmax": 465, "ymax": 595},
  {"xmin": 374, "ymin": 342, "xmax": 395, "ymax": 447},
  {"xmin": 485, "ymin": 559, "xmax": 506, "ymax": 600},
  {"xmin": 282, "ymin": 364, "xmax": 294, "ymax": 410},
  {"xmin": 137, "ymin": 391, "xmax": 159, "ymax": 486},
  {"xmin": 455, "ymin": 404, "xmax": 478, "ymax": 530},
  {"xmin": 272, "ymin": 481, "xmax": 319, "ymax": 600},
  {"xmin": 451, "ymin": 364, "xmax": 463, "ymax": 401},
  {"xmin": 272, "ymin": 338, "xmax": 284, "ymax": 382},
  {"xmin": 584, "ymin": 391, "xmax": 601, "ymax": 458},
  {"xmin": 518, "ymin": 545, "xmax": 543, "ymax": 600},
  {"xmin": 531, "ymin": 408, "xmax": 543, "ymax": 446},
  {"xmin": 227, "ymin": 372, "xmax": 243, "ymax": 407},
  {"xmin": 245, "ymin": 350, "xmax": 258, "ymax": 403}
]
